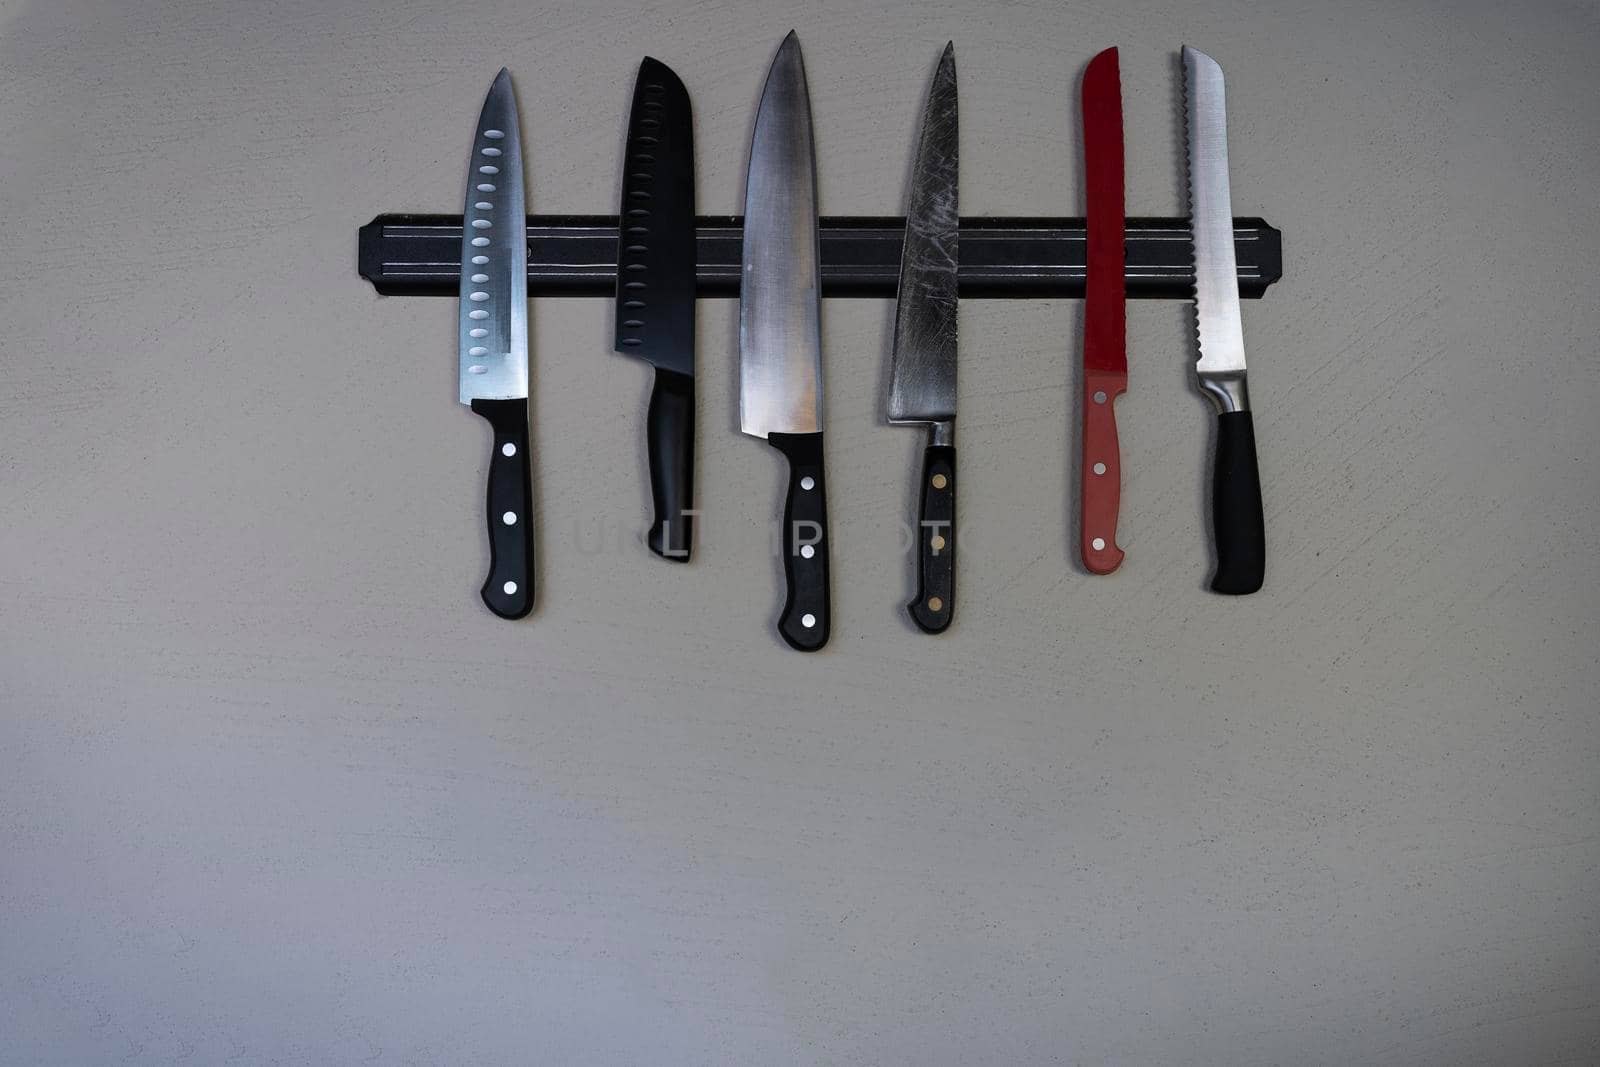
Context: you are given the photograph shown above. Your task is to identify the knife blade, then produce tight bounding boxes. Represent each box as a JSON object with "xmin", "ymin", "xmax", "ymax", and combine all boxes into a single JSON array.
[
  {"xmin": 740, "ymin": 31, "xmax": 830, "ymax": 652},
  {"xmin": 615, "ymin": 57, "xmax": 697, "ymax": 562},
  {"xmin": 886, "ymin": 43, "xmax": 958, "ymax": 634},
  {"xmin": 1081, "ymin": 46, "xmax": 1127, "ymax": 576},
  {"xmin": 1184, "ymin": 46, "xmax": 1265, "ymax": 594},
  {"xmin": 458, "ymin": 69, "xmax": 534, "ymax": 618}
]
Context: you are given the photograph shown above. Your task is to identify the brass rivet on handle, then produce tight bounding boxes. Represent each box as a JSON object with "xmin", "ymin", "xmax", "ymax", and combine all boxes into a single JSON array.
[
  {"xmin": 928, "ymin": 597, "xmax": 944, "ymax": 612},
  {"xmin": 931, "ymin": 473, "xmax": 947, "ymax": 489},
  {"xmin": 931, "ymin": 535, "xmax": 946, "ymax": 552}
]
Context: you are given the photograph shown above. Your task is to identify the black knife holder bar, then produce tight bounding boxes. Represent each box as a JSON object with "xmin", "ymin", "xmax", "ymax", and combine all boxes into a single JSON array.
[{"xmin": 358, "ymin": 215, "xmax": 1281, "ymax": 299}]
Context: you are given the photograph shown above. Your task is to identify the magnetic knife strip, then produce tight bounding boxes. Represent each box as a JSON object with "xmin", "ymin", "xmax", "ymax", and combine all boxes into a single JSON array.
[{"xmin": 358, "ymin": 214, "xmax": 1282, "ymax": 299}]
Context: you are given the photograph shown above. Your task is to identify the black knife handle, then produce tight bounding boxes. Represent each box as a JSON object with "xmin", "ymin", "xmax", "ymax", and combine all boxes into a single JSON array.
[
  {"xmin": 908, "ymin": 445, "xmax": 956, "ymax": 634},
  {"xmin": 644, "ymin": 368, "xmax": 695, "ymax": 562},
  {"xmin": 1210, "ymin": 411, "xmax": 1265, "ymax": 595},
  {"xmin": 470, "ymin": 398, "xmax": 535, "ymax": 618},
  {"xmin": 768, "ymin": 432, "xmax": 830, "ymax": 652}
]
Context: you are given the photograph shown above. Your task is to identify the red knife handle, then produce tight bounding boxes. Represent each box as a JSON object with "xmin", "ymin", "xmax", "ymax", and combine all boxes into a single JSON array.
[{"xmin": 1080, "ymin": 371, "xmax": 1126, "ymax": 574}]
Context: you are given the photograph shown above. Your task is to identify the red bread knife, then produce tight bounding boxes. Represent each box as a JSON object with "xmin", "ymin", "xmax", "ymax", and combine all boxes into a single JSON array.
[{"xmin": 1080, "ymin": 47, "xmax": 1126, "ymax": 574}]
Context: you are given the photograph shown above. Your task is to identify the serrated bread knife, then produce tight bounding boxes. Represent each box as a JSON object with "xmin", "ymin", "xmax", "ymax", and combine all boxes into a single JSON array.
[
  {"xmin": 1080, "ymin": 47, "xmax": 1126, "ymax": 575},
  {"xmin": 614, "ymin": 58, "xmax": 697, "ymax": 561},
  {"xmin": 458, "ymin": 69, "xmax": 534, "ymax": 618},
  {"xmin": 740, "ymin": 32, "xmax": 831, "ymax": 652},
  {"xmin": 1184, "ymin": 46, "xmax": 1265, "ymax": 594},
  {"xmin": 886, "ymin": 44, "xmax": 959, "ymax": 634}
]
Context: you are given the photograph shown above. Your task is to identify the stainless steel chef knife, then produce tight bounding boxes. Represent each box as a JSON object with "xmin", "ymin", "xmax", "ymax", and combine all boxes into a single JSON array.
[
  {"xmin": 458, "ymin": 69, "xmax": 534, "ymax": 618},
  {"xmin": 1184, "ymin": 46, "xmax": 1265, "ymax": 594},
  {"xmin": 615, "ymin": 57, "xmax": 697, "ymax": 561},
  {"xmin": 886, "ymin": 43, "xmax": 958, "ymax": 634},
  {"xmin": 740, "ymin": 31, "xmax": 830, "ymax": 651}
]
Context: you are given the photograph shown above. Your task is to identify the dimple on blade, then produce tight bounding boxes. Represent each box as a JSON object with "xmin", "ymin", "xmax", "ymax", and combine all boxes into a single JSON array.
[
  {"xmin": 614, "ymin": 57, "xmax": 695, "ymax": 377},
  {"xmin": 459, "ymin": 69, "xmax": 528, "ymax": 404}
]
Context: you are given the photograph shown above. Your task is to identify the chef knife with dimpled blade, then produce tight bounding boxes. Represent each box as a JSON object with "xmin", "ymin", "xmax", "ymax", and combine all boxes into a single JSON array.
[
  {"xmin": 887, "ymin": 43, "xmax": 959, "ymax": 634},
  {"xmin": 615, "ymin": 58, "xmax": 697, "ymax": 561},
  {"xmin": 740, "ymin": 32, "xmax": 830, "ymax": 652},
  {"xmin": 1080, "ymin": 46, "xmax": 1126, "ymax": 575},
  {"xmin": 458, "ymin": 69, "xmax": 534, "ymax": 618},
  {"xmin": 1184, "ymin": 46, "xmax": 1265, "ymax": 594}
]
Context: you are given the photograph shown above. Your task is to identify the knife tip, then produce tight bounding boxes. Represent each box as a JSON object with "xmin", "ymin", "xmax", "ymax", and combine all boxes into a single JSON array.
[
  {"xmin": 1181, "ymin": 46, "xmax": 1222, "ymax": 79},
  {"xmin": 639, "ymin": 55, "xmax": 687, "ymax": 94}
]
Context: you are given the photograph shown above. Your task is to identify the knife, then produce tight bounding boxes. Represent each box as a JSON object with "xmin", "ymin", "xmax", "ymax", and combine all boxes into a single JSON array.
[
  {"xmin": 458, "ymin": 69, "xmax": 534, "ymax": 618},
  {"xmin": 615, "ymin": 57, "xmax": 697, "ymax": 561},
  {"xmin": 740, "ymin": 31, "xmax": 830, "ymax": 652},
  {"xmin": 886, "ymin": 43, "xmax": 958, "ymax": 634},
  {"xmin": 1081, "ymin": 46, "xmax": 1126, "ymax": 575},
  {"xmin": 1184, "ymin": 46, "xmax": 1265, "ymax": 594}
]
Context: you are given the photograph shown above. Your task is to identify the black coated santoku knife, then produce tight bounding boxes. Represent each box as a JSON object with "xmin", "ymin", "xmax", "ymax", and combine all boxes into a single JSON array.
[
  {"xmin": 458, "ymin": 69, "xmax": 534, "ymax": 619},
  {"xmin": 614, "ymin": 58, "xmax": 697, "ymax": 561},
  {"xmin": 886, "ymin": 44, "xmax": 958, "ymax": 634},
  {"xmin": 1184, "ymin": 46, "xmax": 1266, "ymax": 594},
  {"xmin": 740, "ymin": 32, "xmax": 830, "ymax": 652}
]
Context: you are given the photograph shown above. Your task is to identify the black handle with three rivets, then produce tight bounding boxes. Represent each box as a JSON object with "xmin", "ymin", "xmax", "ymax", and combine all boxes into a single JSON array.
[
  {"xmin": 768, "ymin": 431, "xmax": 830, "ymax": 652},
  {"xmin": 909, "ymin": 444, "xmax": 956, "ymax": 634},
  {"xmin": 470, "ymin": 397, "xmax": 535, "ymax": 619}
]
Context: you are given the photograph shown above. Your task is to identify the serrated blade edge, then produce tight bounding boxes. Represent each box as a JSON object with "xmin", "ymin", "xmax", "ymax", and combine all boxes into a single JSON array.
[
  {"xmin": 1183, "ymin": 46, "xmax": 1246, "ymax": 376},
  {"xmin": 1083, "ymin": 46, "xmax": 1126, "ymax": 376}
]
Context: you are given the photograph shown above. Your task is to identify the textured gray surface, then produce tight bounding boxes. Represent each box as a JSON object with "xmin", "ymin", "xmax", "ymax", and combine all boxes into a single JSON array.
[{"xmin": 2, "ymin": 0, "xmax": 1597, "ymax": 1063}]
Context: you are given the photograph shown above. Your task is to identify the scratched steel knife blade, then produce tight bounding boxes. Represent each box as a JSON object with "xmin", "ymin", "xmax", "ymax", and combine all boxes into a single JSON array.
[{"xmin": 886, "ymin": 43, "xmax": 959, "ymax": 633}]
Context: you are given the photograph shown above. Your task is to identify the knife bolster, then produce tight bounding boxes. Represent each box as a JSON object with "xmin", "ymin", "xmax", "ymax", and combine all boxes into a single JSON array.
[{"xmin": 1199, "ymin": 371, "xmax": 1250, "ymax": 414}]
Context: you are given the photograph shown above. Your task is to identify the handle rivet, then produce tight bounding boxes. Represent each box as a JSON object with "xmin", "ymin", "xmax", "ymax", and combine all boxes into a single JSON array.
[
  {"xmin": 931, "ymin": 473, "xmax": 947, "ymax": 489},
  {"xmin": 801, "ymin": 613, "xmax": 816, "ymax": 628},
  {"xmin": 800, "ymin": 476, "xmax": 815, "ymax": 491},
  {"xmin": 1091, "ymin": 537, "xmax": 1105, "ymax": 551},
  {"xmin": 928, "ymin": 597, "xmax": 944, "ymax": 612},
  {"xmin": 800, "ymin": 544, "xmax": 815, "ymax": 559},
  {"xmin": 502, "ymin": 581, "xmax": 518, "ymax": 595},
  {"xmin": 931, "ymin": 534, "xmax": 946, "ymax": 552},
  {"xmin": 1092, "ymin": 462, "xmax": 1106, "ymax": 475},
  {"xmin": 501, "ymin": 442, "xmax": 517, "ymax": 457},
  {"xmin": 1093, "ymin": 390, "xmax": 1107, "ymax": 404},
  {"xmin": 502, "ymin": 511, "xmax": 517, "ymax": 526}
]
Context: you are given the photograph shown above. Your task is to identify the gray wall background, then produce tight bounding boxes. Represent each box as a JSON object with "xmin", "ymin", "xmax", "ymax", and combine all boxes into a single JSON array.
[{"xmin": 2, "ymin": 0, "xmax": 1597, "ymax": 1063}]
